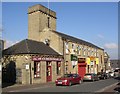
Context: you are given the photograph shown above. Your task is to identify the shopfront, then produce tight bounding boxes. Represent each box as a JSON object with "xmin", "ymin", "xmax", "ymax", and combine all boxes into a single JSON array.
[
  {"xmin": 86, "ymin": 57, "xmax": 99, "ymax": 74},
  {"xmin": 32, "ymin": 56, "xmax": 63, "ymax": 83},
  {"xmin": 78, "ymin": 58, "xmax": 87, "ymax": 78}
]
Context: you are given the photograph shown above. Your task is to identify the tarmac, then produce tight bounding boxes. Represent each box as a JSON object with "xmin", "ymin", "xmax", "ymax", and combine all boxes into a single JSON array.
[{"xmin": 2, "ymin": 79, "xmax": 120, "ymax": 93}]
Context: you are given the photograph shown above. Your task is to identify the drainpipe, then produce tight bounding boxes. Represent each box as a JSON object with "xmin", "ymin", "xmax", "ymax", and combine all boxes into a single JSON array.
[
  {"xmin": 29, "ymin": 62, "xmax": 32, "ymax": 84},
  {"xmin": 63, "ymin": 38, "xmax": 65, "ymax": 74}
]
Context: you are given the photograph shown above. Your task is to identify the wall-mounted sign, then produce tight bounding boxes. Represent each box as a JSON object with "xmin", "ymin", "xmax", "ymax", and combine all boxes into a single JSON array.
[
  {"xmin": 95, "ymin": 58, "xmax": 99, "ymax": 64},
  {"xmin": 26, "ymin": 64, "xmax": 29, "ymax": 70},
  {"xmin": 90, "ymin": 61, "xmax": 94, "ymax": 65},
  {"xmin": 71, "ymin": 61, "xmax": 77, "ymax": 66},
  {"xmin": 71, "ymin": 54, "xmax": 77, "ymax": 61},
  {"xmin": 32, "ymin": 57, "xmax": 62, "ymax": 61},
  {"xmin": 86, "ymin": 58, "xmax": 90, "ymax": 65},
  {"xmin": 78, "ymin": 58, "xmax": 85, "ymax": 63}
]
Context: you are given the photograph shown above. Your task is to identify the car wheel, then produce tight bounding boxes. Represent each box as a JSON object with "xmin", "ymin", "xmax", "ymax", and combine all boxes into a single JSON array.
[
  {"xmin": 98, "ymin": 78, "xmax": 100, "ymax": 81},
  {"xmin": 69, "ymin": 81, "xmax": 72, "ymax": 86},
  {"xmin": 104, "ymin": 77, "xmax": 105, "ymax": 80}
]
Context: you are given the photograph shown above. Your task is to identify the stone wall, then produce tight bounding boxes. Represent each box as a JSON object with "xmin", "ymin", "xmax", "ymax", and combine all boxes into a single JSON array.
[{"xmin": 28, "ymin": 4, "xmax": 56, "ymax": 41}]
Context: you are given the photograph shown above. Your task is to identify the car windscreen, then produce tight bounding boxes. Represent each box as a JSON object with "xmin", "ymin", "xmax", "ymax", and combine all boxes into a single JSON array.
[
  {"xmin": 114, "ymin": 70, "xmax": 118, "ymax": 72},
  {"xmin": 85, "ymin": 74, "xmax": 92, "ymax": 76},
  {"xmin": 63, "ymin": 74, "xmax": 73, "ymax": 77}
]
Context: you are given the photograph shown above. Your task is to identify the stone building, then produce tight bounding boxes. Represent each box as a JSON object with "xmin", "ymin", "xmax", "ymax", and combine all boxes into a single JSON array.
[
  {"xmin": 104, "ymin": 52, "xmax": 111, "ymax": 71},
  {"xmin": 28, "ymin": 4, "xmax": 105, "ymax": 78},
  {"xmin": 2, "ymin": 39, "xmax": 63, "ymax": 84},
  {"xmin": 110, "ymin": 60, "xmax": 120, "ymax": 70}
]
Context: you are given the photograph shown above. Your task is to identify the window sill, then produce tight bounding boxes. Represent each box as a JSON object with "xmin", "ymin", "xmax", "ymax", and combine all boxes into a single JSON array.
[{"xmin": 34, "ymin": 77, "xmax": 41, "ymax": 79}]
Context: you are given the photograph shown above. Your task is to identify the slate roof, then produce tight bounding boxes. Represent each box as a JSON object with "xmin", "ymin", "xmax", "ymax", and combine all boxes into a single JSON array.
[
  {"xmin": 52, "ymin": 30, "xmax": 104, "ymax": 50},
  {"xmin": 3, "ymin": 39, "xmax": 60, "ymax": 56}
]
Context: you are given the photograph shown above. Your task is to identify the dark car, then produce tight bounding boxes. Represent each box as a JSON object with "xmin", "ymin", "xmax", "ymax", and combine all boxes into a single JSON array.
[
  {"xmin": 83, "ymin": 73, "xmax": 99, "ymax": 82},
  {"xmin": 55, "ymin": 74, "xmax": 82, "ymax": 86},
  {"xmin": 97, "ymin": 72, "xmax": 108, "ymax": 79},
  {"xmin": 114, "ymin": 69, "xmax": 120, "ymax": 78}
]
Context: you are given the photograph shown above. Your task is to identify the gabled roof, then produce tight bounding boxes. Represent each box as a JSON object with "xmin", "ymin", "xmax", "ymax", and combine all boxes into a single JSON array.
[
  {"xmin": 52, "ymin": 30, "xmax": 104, "ymax": 50},
  {"xmin": 3, "ymin": 39, "xmax": 60, "ymax": 56},
  {"xmin": 104, "ymin": 52, "xmax": 110, "ymax": 58}
]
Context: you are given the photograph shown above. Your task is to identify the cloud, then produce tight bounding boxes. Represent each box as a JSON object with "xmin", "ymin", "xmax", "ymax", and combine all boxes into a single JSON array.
[
  {"xmin": 5, "ymin": 40, "xmax": 20, "ymax": 49},
  {"xmin": 104, "ymin": 43, "xmax": 118, "ymax": 49},
  {"xmin": 97, "ymin": 34, "xmax": 104, "ymax": 39}
]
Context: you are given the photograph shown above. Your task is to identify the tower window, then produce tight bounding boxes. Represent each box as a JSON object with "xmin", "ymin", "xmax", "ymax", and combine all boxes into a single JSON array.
[{"xmin": 47, "ymin": 17, "xmax": 50, "ymax": 28}]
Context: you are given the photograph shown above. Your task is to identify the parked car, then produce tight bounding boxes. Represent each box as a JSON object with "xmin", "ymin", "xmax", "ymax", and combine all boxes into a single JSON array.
[
  {"xmin": 108, "ymin": 71, "xmax": 114, "ymax": 78},
  {"xmin": 83, "ymin": 73, "xmax": 99, "ymax": 82},
  {"xmin": 97, "ymin": 72, "xmax": 108, "ymax": 79},
  {"xmin": 55, "ymin": 73, "xmax": 82, "ymax": 86},
  {"xmin": 114, "ymin": 69, "xmax": 120, "ymax": 78}
]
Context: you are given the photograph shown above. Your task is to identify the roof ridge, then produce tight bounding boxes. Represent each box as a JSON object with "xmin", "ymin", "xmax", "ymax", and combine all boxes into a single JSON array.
[{"xmin": 51, "ymin": 30, "xmax": 103, "ymax": 50}]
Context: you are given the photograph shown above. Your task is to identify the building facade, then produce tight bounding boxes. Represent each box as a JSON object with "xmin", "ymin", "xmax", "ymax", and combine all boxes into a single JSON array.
[
  {"xmin": 104, "ymin": 52, "xmax": 111, "ymax": 72},
  {"xmin": 2, "ymin": 39, "xmax": 63, "ymax": 84},
  {"xmin": 28, "ymin": 4, "xmax": 105, "ymax": 78}
]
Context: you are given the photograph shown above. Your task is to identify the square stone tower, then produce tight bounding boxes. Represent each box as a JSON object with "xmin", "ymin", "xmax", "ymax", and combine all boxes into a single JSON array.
[{"xmin": 28, "ymin": 4, "xmax": 57, "ymax": 41}]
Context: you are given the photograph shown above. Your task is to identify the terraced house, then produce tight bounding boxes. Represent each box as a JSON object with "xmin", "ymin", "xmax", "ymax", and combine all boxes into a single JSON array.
[
  {"xmin": 2, "ymin": 4, "xmax": 105, "ymax": 85},
  {"xmin": 28, "ymin": 4, "xmax": 105, "ymax": 78}
]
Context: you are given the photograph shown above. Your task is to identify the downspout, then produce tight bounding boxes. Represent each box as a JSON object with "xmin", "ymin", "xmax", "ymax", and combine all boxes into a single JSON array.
[
  {"xmin": 25, "ymin": 40, "xmax": 32, "ymax": 84},
  {"xmin": 62, "ymin": 38, "xmax": 65, "ymax": 74}
]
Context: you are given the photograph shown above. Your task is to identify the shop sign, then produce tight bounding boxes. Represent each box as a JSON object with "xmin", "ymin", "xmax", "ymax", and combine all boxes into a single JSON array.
[
  {"xmin": 32, "ymin": 57, "xmax": 62, "ymax": 61},
  {"xmin": 86, "ymin": 58, "xmax": 90, "ymax": 65},
  {"xmin": 96, "ymin": 58, "xmax": 99, "ymax": 64},
  {"xmin": 90, "ymin": 61, "xmax": 94, "ymax": 65},
  {"xmin": 90, "ymin": 56, "xmax": 95, "ymax": 61},
  {"xmin": 71, "ymin": 61, "xmax": 77, "ymax": 66},
  {"xmin": 71, "ymin": 54, "xmax": 77, "ymax": 61},
  {"xmin": 78, "ymin": 58, "xmax": 85, "ymax": 63},
  {"xmin": 25, "ymin": 64, "xmax": 29, "ymax": 70}
]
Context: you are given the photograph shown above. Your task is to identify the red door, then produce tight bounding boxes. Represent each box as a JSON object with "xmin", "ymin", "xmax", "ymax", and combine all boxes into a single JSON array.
[
  {"xmin": 78, "ymin": 65, "xmax": 86, "ymax": 79},
  {"xmin": 47, "ymin": 62, "xmax": 52, "ymax": 82}
]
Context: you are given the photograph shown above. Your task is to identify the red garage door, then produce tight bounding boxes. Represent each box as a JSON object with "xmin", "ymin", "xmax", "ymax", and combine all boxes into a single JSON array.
[{"xmin": 78, "ymin": 65, "xmax": 86, "ymax": 79}]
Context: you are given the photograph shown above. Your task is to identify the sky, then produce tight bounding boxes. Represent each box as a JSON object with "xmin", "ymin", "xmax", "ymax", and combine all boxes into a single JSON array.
[{"xmin": 2, "ymin": 2, "xmax": 118, "ymax": 60}]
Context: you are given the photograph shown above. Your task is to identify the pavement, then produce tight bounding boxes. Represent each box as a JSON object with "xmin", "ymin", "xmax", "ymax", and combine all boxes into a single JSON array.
[{"xmin": 2, "ymin": 82, "xmax": 55, "ymax": 92}]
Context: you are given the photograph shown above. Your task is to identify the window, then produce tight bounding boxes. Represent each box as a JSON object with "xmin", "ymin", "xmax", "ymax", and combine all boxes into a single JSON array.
[
  {"xmin": 56, "ymin": 62, "xmax": 61, "ymax": 75},
  {"xmin": 65, "ymin": 42, "xmax": 69, "ymax": 54},
  {"xmin": 83, "ymin": 48, "xmax": 86, "ymax": 56},
  {"xmin": 77, "ymin": 45, "xmax": 82, "ymax": 55},
  {"xmin": 72, "ymin": 44, "xmax": 74, "ymax": 49},
  {"xmin": 45, "ymin": 39, "xmax": 50, "ymax": 46},
  {"xmin": 87, "ymin": 47, "xmax": 90, "ymax": 56},
  {"xmin": 34, "ymin": 61, "xmax": 41, "ymax": 78}
]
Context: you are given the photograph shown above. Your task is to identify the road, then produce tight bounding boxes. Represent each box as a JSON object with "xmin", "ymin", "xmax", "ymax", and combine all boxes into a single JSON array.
[{"xmin": 7, "ymin": 78, "xmax": 118, "ymax": 93}]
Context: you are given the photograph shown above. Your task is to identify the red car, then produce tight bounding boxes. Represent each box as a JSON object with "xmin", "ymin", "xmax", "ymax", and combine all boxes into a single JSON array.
[{"xmin": 55, "ymin": 73, "xmax": 82, "ymax": 86}]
